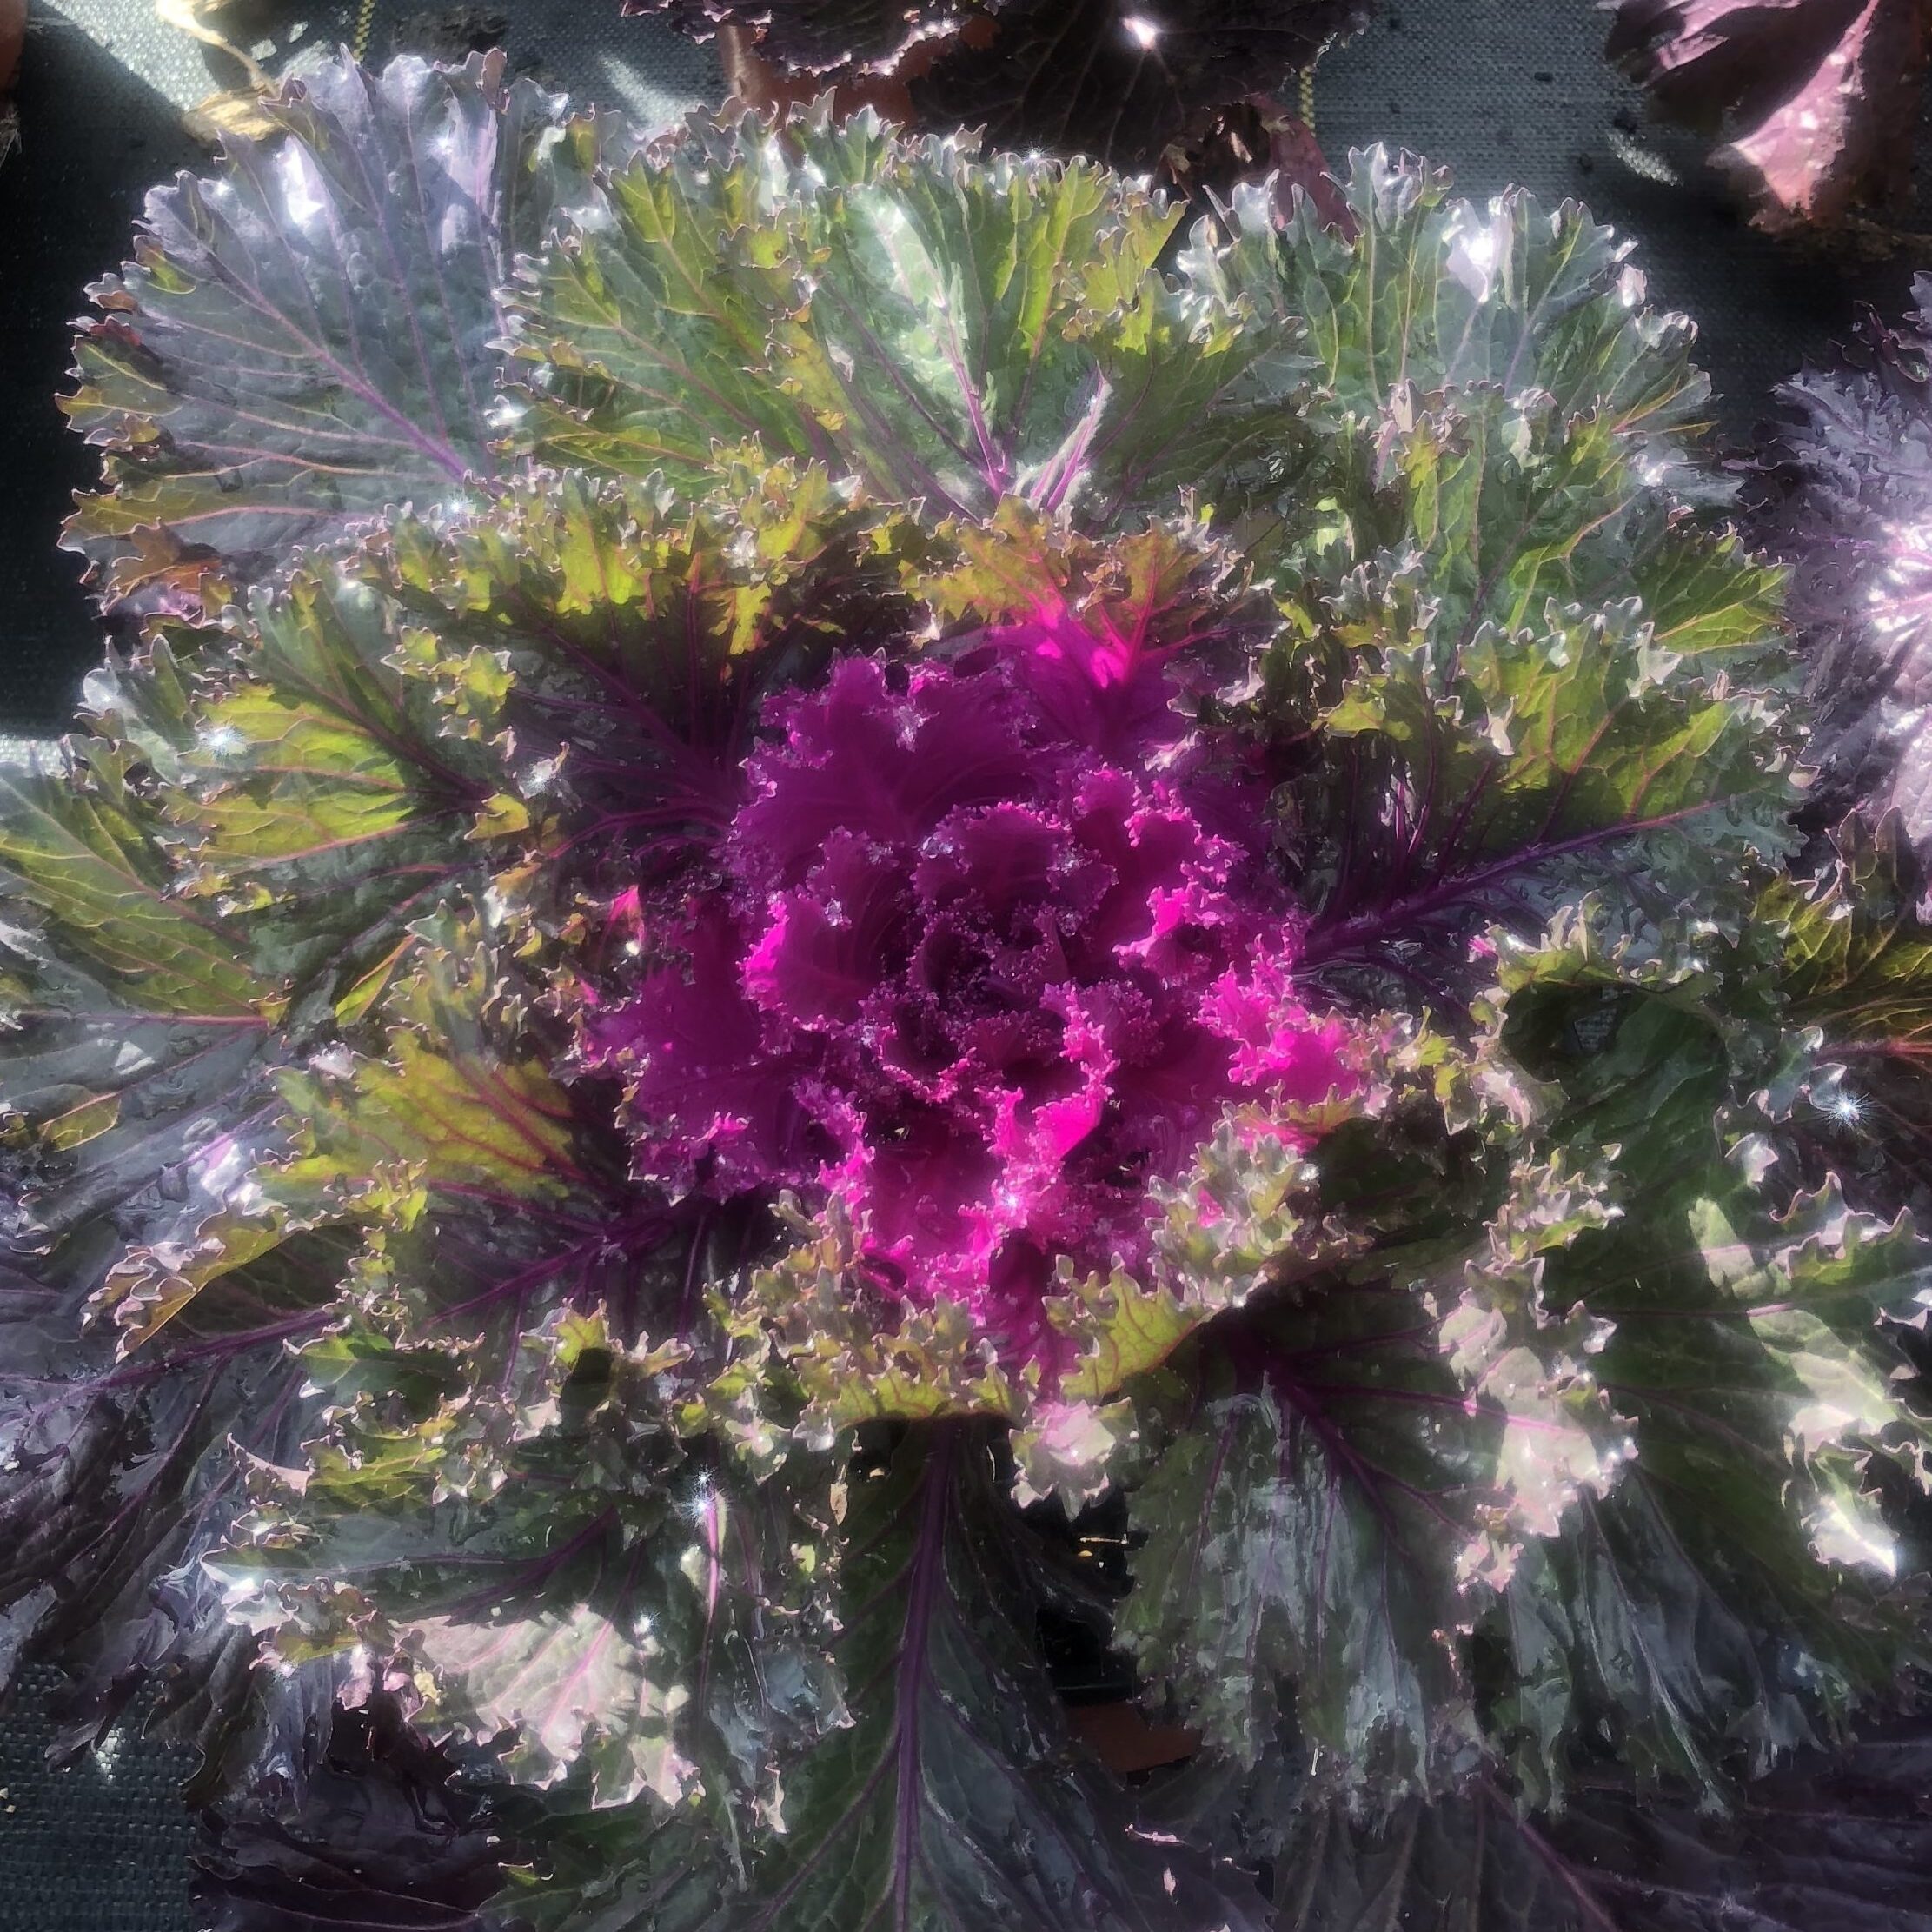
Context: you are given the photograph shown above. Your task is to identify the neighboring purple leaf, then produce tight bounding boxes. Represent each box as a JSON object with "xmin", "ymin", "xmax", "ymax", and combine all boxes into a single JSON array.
[
  {"xmin": 625, "ymin": 0, "xmax": 991, "ymax": 76},
  {"xmin": 628, "ymin": 1, "xmax": 1371, "ymax": 177},
  {"xmin": 1191, "ymin": 99, "xmax": 1358, "ymax": 238},
  {"xmin": 1607, "ymin": 0, "xmax": 1932, "ymax": 230},
  {"xmin": 910, "ymin": 0, "xmax": 1373, "ymax": 174}
]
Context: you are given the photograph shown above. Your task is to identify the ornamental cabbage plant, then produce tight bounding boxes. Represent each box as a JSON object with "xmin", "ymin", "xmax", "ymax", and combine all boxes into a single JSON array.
[{"xmin": 5, "ymin": 50, "xmax": 1932, "ymax": 1932}]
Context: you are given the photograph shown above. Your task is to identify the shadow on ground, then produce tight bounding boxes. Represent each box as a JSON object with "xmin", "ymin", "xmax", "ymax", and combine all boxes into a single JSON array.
[{"xmin": 0, "ymin": 8, "xmax": 211, "ymax": 729}]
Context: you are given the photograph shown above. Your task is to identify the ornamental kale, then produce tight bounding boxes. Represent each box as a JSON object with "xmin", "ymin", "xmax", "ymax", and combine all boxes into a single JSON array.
[{"xmin": 5, "ymin": 47, "xmax": 1932, "ymax": 1932}]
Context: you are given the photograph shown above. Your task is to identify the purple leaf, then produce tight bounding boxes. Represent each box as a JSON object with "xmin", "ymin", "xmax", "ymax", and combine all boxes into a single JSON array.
[{"xmin": 592, "ymin": 637, "xmax": 1352, "ymax": 1373}]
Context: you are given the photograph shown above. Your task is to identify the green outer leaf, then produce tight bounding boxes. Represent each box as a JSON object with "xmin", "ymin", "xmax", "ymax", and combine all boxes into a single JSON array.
[
  {"xmin": 731, "ymin": 1198, "xmax": 1019, "ymax": 1442},
  {"xmin": 1770, "ymin": 811, "xmax": 1932, "ymax": 1194},
  {"xmin": 76, "ymin": 899, "xmax": 602, "ymax": 1352},
  {"xmin": 0, "ymin": 747, "xmax": 279, "ymax": 1311},
  {"xmin": 1191, "ymin": 147, "xmax": 1794, "ymax": 1023},
  {"xmin": 62, "ymin": 52, "xmax": 603, "ymax": 614},
  {"xmin": 268, "ymin": 921, "xmax": 587, "ymax": 1219},
  {"xmin": 1476, "ymin": 944, "xmax": 1932, "ymax": 1802},
  {"xmin": 1121, "ymin": 1365, "xmax": 1491, "ymax": 1805},
  {"xmin": 1776, "ymin": 815, "xmax": 1932, "ymax": 1048},
  {"xmin": 415, "ymin": 1602, "xmax": 693, "ymax": 1808},
  {"xmin": 1117, "ymin": 1097, "xmax": 1632, "ymax": 1803},
  {"xmin": 0, "ymin": 747, "xmax": 262, "ymax": 1017},
  {"xmin": 1123, "ymin": 1383, "xmax": 1477, "ymax": 1794},
  {"xmin": 374, "ymin": 459, "xmax": 920, "ymax": 860},
  {"xmin": 1494, "ymin": 1484, "xmax": 1822, "ymax": 1809},
  {"xmin": 913, "ymin": 495, "xmax": 1273, "ymax": 667},
  {"xmin": 174, "ymin": 568, "xmax": 501, "ymax": 1001},
  {"xmin": 512, "ymin": 107, "xmax": 1303, "ymax": 527},
  {"xmin": 1191, "ymin": 148, "xmax": 1771, "ymax": 641},
  {"xmin": 1542, "ymin": 1723, "xmax": 1932, "ymax": 1932},
  {"xmin": 209, "ymin": 1300, "xmax": 842, "ymax": 1822},
  {"xmin": 763, "ymin": 129, "xmax": 1182, "ymax": 515},
  {"xmin": 1255, "ymin": 149, "xmax": 1711, "ymax": 458},
  {"xmin": 1507, "ymin": 1180, "xmax": 1932, "ymax": 1794},
  {"xmin": 715, "ymin": 1424, "xmax": 1267, "ymax": 1932},
  {"xmin": 1291, "ymin": 585, "xmax": 1795, "ymax": 1006}
]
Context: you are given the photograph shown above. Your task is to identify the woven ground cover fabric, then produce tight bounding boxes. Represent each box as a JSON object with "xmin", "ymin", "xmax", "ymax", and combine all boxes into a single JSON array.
[{"xmin": 0, "ymin": 1669, "xmax": 196, "ymax": 1931}]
